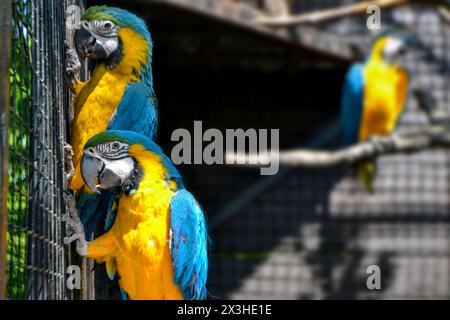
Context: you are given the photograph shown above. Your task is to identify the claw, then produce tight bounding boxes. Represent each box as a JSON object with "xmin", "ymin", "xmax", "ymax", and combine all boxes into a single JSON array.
[
  {"xmin": 65, "ymin": 40, "xmax": 81, "ymax": 92},
  {"xmin": 63, "ymin": 190, "xmax": 88, "ymax": 256},
  {"xmin": 64, "ymin": 233, "xmax": 81, "ymax": 245},
  {"xmin": 64, "ymin": 143, "xmax": 75, "ymax": 187},
  {"xmin": 65, "ymin": 215, "xmax": 83, "ymax": 233},
  {"xmin": 63, "ymin": 190, "xmax": 75, "ymax": 211},
  {"xmin": 76, "ymin": 239, "xmax": 88, "ymax": 257},
  {"xmin": 368, "ymin": 135, "xmax": 386, "ymax": 154},
  {"xmin": 64, "ymin": 233, "xmax": 88, "ymax": 256}
]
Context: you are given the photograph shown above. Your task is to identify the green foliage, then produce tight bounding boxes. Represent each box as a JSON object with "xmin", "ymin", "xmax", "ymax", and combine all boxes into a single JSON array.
[{"xmin": 6, "ymin": 0, "xmax": 32, "ymax": 299}]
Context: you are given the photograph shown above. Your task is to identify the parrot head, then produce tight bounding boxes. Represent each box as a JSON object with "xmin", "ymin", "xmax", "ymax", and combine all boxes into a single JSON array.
[
  {"xmin": 81, "ymin": 130, "xmax": 182, "ymax": 195},
  {"xmin": 369, "ymin": 28, "xmax": 417, "ymax": 66},
  {"xmin": 74, "ymin": 6, "xmax": 152, "ymax": 70},
  {"xmin": 81, "ymin": 138, "xmax": 137, "ymax": 195}
]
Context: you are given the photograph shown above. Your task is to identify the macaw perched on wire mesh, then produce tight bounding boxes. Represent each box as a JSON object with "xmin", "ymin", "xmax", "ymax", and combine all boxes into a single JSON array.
[
  {"xmin": 340, "ymin": 31, "xmax": 413, "ymax": 192},
  {"xmin": 64, "ymin": 130, "xmax": 208, "ymax": 300},
  {"xmin": 66, "ymin": 6, "xmax": 158, "ymax": 236}
]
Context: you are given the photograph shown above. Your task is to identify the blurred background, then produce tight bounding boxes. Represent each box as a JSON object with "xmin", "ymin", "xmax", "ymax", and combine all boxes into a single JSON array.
[{"xmin": 1, "ymin": 0, "xmax": 449, "ymax": 299}]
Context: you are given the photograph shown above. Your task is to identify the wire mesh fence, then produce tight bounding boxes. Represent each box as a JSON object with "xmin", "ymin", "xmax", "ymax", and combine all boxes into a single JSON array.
[{"xmin": 3, "ymin": 0, "xmax": 81, "ymax": 300}]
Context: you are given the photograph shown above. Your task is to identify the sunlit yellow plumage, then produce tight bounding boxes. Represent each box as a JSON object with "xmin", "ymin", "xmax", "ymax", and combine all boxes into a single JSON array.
[
  {"xmin": 341, "ymin": 35, "xmax": 409, "ymax": 191},
  {"xmin": 69, "ymin": 28, "xmax": 150, "ymax": 190},
  {"xmin": 84, "ymin": 144, "xmax": 184, "ymax": 300},
  {"xmin": 359, "ymin": 38, "xmax": 409, "ymax": 142},
  {"xmin": 360, "ymin": 37, "xmax": 408, "ymax": 191}
]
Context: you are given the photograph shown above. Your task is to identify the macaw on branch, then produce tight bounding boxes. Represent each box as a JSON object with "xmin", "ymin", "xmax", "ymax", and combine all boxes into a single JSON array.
[
  {"xmin": 340, "ymin": 31, "xmax": 412, "ymax": 191},
  {"xmin": 66, "ymin": 6, "xmax": 158, "ymax": 235},
  {"xmin": 65, "ymin": 130, "xmax": 209, "ymax": 300}
]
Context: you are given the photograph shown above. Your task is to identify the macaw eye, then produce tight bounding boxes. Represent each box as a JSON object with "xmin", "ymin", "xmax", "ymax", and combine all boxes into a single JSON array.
[
  {"xmin": 103, "ymin": 21, "xmax": 114, "ymax": 30},
  {"xmin": 112, "ymin": 142, "xmax": 120, "ymax": 150}
]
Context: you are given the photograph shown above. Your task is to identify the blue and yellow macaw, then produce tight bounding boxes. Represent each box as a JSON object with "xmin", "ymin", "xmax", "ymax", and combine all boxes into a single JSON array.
[
  {"xmin": 65, "ymin": 130, "xmax": 208, "ymax": 300},
  {"xmin": 66, "ymin": 6, "xmax": 158, "ymax": 235},
  {"xmin": 340, "ymin": 31, "xmax": 412, "ymax": 191}
]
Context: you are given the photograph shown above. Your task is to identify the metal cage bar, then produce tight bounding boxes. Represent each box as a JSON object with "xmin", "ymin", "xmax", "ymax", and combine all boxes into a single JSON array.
[{"xmin": 0, "ymin": 0, "xmax": 13, "ymax": 301}]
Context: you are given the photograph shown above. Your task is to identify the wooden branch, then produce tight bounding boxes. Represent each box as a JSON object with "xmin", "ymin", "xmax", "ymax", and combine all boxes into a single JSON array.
[
  {"xmin": 225, "ymin": 89, "xmax": 450, "ymax": 169},
  {"xmin": 263, "ymin": 0, "xmax": 291, "ymax": 17},
  {"xmin": 225, "ymin": 125, "xmax": 450, "ymax": 169},
  {"xmin": 255, "ymin": 0, "xmax": 448, "ymax": 27}
]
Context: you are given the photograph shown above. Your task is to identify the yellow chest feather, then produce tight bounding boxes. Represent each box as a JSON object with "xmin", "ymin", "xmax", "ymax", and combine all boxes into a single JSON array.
[
  {"xmin": 69, "ymin": 68, "xmax": 136, "ymax": 189},
  {"xmin": 107, "ymin": 146, "xmax": 183, "ymax": 299},
  {"xmin": 359, "ymin": 60, "xmax": 408, "ymax": 141}
]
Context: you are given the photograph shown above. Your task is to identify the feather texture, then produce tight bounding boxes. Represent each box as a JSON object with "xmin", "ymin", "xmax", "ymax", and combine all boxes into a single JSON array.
[
  {"xmin": 83, "ymin": 131, "xmax": 208, "ymax": 300},
  {"xmin": 69, "ymin": 7, "xmax": 158, "ymax": 241},
  {"xmin": 340, "ymin": 35, "xmax": 410, "ymax": 190},
  {"xmin": 170, "ymin": 190, "xmax": 209, "ymax": 300},
  {"xmin": 340, "ymin": 64, "xmax": 364, "ymax": 145},
  {"xmin": 108, "ymin": 82, "xmax": 158, "ymax": 138}
]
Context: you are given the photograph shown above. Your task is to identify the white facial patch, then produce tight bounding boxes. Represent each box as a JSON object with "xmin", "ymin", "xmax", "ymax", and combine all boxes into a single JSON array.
[
  {"xmin": 81, "ymin": 20, "xmax": 120, "ymax": 57},
  {"xmin": 383, "ymin": 37, "xmax": 405, "ymax": 61}
]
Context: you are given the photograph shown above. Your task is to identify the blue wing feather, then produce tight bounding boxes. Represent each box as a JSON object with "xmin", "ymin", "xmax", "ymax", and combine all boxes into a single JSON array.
[
  {"xmin": 107, "ymin": 82, "xmax": 158, "ymax": 138},
  {"xmin": 170, "ymin": 190, "xmax": 208, "ymax": 300},
  {"xmin": 77, "ymin": 190, "xmax": 103, "ymax": 237},
  {"xmin": 340, "ymin": 63, "xmax": 365, "ymax": 145}
]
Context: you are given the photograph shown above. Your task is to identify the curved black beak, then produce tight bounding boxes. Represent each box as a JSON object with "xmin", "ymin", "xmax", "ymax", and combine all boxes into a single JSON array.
[
  {"xmin": 74, "ymin": 21, "xmax": 108, "ymax": 60},
  {"xmin": 80, "ymin": 148, "xmax": 105, "ymax": 194},
  {"xmin": 74, "ymin": 26, "xmax": 96, "ymax": 59}
]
